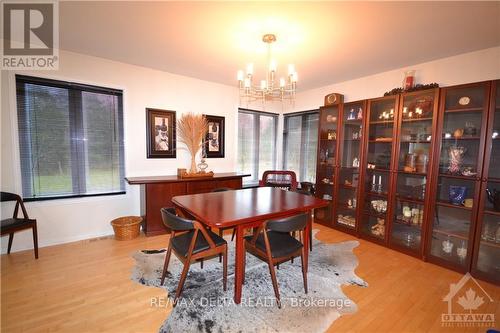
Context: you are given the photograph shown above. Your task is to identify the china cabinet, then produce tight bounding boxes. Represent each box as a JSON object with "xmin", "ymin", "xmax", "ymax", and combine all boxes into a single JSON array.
[
  {"xmin": 389, "ymin": 89, "xmax": 439, "ymax": 256},
  {"xmin": 426, "ymin": 82, "xmax": 491, "ymax": 273},
  {"xmin": 472, "ymin": 80, "xmax": 500, "ymax": 284},
  {"xmin": 334, "ymin": 100, "xmax": 367, "ymax": 234},
  {"xmin": 359, "ymin": 95, "xmax": 399, "ymax": 243},
  {"xmin": 313, "ymin": 80, "xmax": 499, "ymax": 285},
  {"xmin": 314, "ymin": 105, "xmax": 340, "ymax": 225}
]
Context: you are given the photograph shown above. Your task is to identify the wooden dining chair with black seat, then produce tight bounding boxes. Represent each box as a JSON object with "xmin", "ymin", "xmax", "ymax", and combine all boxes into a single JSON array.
[
  {"xmin": 243, "ymin": 212, "xmax": 308, "ymax": 308},
  {"xmin": 212, "ymin": 187, "xmax": 236, "ymax": 242},
  {"xmin": 293, "ymin": 189, "xmax": 314, "ymax": 252},
  {"xmin": 0, "ymin": 192, "xmax": 38, "ymax": 259},
  {"xmin": 159, "ymin": 207, "xmax": 227, "ymax": 304}
]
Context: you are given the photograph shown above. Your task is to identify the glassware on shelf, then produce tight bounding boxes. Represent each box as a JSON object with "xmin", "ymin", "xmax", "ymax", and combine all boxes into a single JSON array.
[
  {"xmin": 442, "ymin": 236, "xmax": 454, "ymax": 254},
  {"xmin": 448, "ymin": 146, "xmax": 466, "ymax": 174}
]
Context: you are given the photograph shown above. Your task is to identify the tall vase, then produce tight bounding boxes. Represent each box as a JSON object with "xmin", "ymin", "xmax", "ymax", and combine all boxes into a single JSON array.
[{"xmin": 190, "ymin": 154, "xmax": 197, "ymax": 174}]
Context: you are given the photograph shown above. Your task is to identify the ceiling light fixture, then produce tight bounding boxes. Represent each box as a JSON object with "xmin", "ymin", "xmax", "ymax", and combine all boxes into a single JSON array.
[{"xmin": 237, "ymin": 34, "xmax": 297, "ymax": 105}]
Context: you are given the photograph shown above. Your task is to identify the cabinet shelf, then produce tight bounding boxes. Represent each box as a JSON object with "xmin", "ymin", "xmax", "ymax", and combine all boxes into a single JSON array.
[
  {"xmin": 483, "ymin": 209, "xmax": 500, "ymax": 216},
  {"xmin": 438, "ymin": 173, "xmax": 477, "ymax": 181},
  {"xmin": 370, "ymin": 120, "xmax": 395, "ymax": 125},
  {"xmin": 397, "ymin": 170, "xmax": 428, "ymax": 177},
  {"xmin": 479, "ymin": 239, "xmax": 500, "ymax": 249},
  {"xmin": 445, "ymin": 107, "xmax": 484, "ymax": 113},
  {"xmin": 365, "ymin": 191, "xmax": 388, "ymax": 198},
  {"xmin": 436, "ymin": 201, "xmax": 473, "ymax": 210},
  {"xmin": 432, "ymin": 227, "xmax": 469, "ymax": 240},
  {"xmin": 367, "ymin": 167, "xmax": 390, "ymax": 173},
  {"xmin": 401, "ymin": 117, "xmax": 433, "ymax": 123},
  {"xmin": 395, "ymin": 195, "xmax": 424, "ymax": 205},
  {"xmin": 442, "ymin": 136, "xmax": 481, "ymax": 141},
  {"xmin": 368, "ymin": 139, "xmax": 393, "ymax": 143}
]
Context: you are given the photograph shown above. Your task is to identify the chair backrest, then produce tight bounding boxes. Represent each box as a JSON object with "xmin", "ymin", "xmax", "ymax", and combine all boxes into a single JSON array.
[
  {"xmin": 1, "ymin": 192, "xmax": 21, "ymax": 202},
  {"xmin": 1, "ymin": 191, "xmax": 28, "ymax": 219},
  {"xmin": 267, "ymin": 213, "xmax": 307, "ymax": 233},
  {"xmin": 259, "ymin": 170, "xmax": 298, "ymax": 191},
  {"xmin": 212, "ymin": 187, "xmax": 232, "ymax": 192},
  {"xmin": 160, "ymin": 207, "xmax": 194, "ymax": 231},
  {"xmin": 293, "ymin": 189, "xmax": 312, "ymax": 196}
]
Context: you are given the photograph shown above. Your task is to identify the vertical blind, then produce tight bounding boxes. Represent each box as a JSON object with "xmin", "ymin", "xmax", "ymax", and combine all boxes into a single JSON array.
[
  {"xmin": 16, "ymin": 75, "xmax": 125, "ymax": 200},
  {"xmin": 283, "ymin": 110, "xmax": 319, "ymax": 183},
  {"xmin": 237, "ymin": 109, "xmax": 278, "ymax": 185}
]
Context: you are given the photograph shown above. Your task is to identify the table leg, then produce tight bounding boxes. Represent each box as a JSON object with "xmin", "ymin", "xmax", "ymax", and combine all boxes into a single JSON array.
[
  {"xmin": 234, "ymin": 224, "xmax": 245, "ymax": 304},
  {"xmin": 303, "ymin": 211, "xmax": 312, "ymax": 272}
]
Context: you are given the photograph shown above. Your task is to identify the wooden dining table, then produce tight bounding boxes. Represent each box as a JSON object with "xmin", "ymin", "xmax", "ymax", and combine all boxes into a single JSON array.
[{"xmin": 171, "ymin": 187, "xmax": 328, "ymax": 304}]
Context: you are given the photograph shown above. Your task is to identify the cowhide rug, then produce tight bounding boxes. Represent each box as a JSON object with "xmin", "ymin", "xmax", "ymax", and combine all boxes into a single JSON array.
[{"xmin": 131, "ymin": 231, "xmax": 367, "ymax": 333}]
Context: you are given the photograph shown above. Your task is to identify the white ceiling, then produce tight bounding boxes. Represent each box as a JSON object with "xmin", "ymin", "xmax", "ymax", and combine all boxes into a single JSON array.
[{"xmin": 60, "ymin": 1, "xmax": 500, "ymax": 91}]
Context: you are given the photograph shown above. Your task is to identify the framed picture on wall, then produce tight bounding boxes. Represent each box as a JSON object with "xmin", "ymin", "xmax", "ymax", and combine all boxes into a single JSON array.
[
  {"xmin": 203, "ymin": 115, "xmax": 225, "ymax": 158},
  {"xmin": 146, "ymin": 108, "xmax": 176, "ymax": 158}
]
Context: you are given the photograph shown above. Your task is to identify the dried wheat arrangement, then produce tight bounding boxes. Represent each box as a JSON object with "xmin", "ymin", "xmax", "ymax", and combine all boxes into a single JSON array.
[{"xmin": 177, "ymin": 113, "xmax": 208, "ymax": 174}]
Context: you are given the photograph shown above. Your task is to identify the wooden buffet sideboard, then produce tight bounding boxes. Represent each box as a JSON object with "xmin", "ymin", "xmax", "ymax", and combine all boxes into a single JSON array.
[{"xmin": 125, "ymin": 173, "xmax": 250, "ymax": 236}]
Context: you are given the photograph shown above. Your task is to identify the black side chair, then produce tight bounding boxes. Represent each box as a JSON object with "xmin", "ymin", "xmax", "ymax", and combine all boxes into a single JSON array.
[
  {"xmin": 212, "ymin": 188, "xmax": 236, "ymax": 242},
  {"xmin": 244, "ymin": 213, "xmax": 308, "ymax": 308},
  {"xmin": 159, "ymin": 207, "xmax": 227, "ymax": 303},
  {"xmin": 293, "ymin": 189, "xmax": 314, "ymax": 252},
  {"xmin": 0, "ymin": 192, "xmax": 38, "ymax": 259}
]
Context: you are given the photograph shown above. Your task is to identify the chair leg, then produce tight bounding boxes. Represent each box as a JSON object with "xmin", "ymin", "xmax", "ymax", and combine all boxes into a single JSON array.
[
  {"xmin": 309, "ymin": 227, "xmax": 313, "ymax": 252},
  {"xmin": 219, "ymin": 229, "xmax": 223, "ymax": 263},
  {"xmin": 200, "ymin": 259, "xmax": 204, "ymax": 269},
  {"xmin": 32, "ymin": 224, "xmax": 38, "ymax": 259},
  {"xmin": 174, "ymin": 260, "xmax": 191, "ymax": 305},
  {"xmin": 242, "ymin": 251, "xmax": 246, "ymax": 285},
  {"xmin": 267, "ymin": 260, "xmax": 281, "ymax": 308},
  {"xmin": 160, "ymin": 243, "xmax": 173, "ymax": 285},
  {"xmin": 300, "ymin": 250, "xmax": 308, "ymax": 294},
  {"xmin": 231, "ymin": 229, "xmax": 236, "ymax": 241},
  {"xmin": 223, "ymin": 246, "xmax": 228, "ymax": 291},
  {"xmin": 7, "ymin": 233, "xmax": 14, "ymax": 254}
]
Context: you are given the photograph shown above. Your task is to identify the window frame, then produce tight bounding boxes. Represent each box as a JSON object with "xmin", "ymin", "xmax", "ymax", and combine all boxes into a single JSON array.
[
  {"xmin": 15, "ymin": 75, "xmax": 126, "ymax": 202},
  {"xmin": 282, "ymin": 109, "xmax": 319, "ymax": 182},
  {"xmin": 237, "ymin": 108, "xmax": 278, "ymax": 186}
]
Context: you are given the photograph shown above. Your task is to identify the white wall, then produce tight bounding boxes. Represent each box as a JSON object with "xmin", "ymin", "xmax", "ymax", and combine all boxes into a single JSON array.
[
  {"xmin": 290, "ymin": 47, "xmax": 500, "ymax": 112},
  {"xmin": 1, "ymin": 50, "xmax": 241, "ymax": 253}
]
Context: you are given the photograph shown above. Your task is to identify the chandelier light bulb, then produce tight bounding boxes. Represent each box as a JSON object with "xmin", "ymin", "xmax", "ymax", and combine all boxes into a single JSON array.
[
  {"xmin": 288, "ymin": 64, "xmax": 295, "ymax": 76},
  {"xmin": 291, "ymin": 72, "xmax": 298, "ymax": 82},
  {"xmin": 260, "ymin": 80, "xmax": 267, "ymax": 90},
  {"xmin": 246, "ymin": 63, "xmax": 254, "ymax": 75},
  {"xmin": 269, "ymin": 60, "xmax": 277, "ymax": 72},
  {"xmin": 244, "ymin": 78, "xmax": 251, "ymax": 88},
  {"xmin": 237, "ymin": 70, "xmax": 244, "ymax": 81},
  {"xmin": 279, "ymin": 78, "xmax": 285, "ymax": 87}
]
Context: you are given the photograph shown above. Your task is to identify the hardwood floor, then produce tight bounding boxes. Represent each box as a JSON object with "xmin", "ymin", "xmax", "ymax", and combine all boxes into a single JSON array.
[{"xmin": 1, "ymin": 224, "xmax": 498, "ymax": 332}]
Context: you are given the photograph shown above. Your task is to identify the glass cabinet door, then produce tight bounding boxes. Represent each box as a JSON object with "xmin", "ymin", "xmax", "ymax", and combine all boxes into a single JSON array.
[
  {"xmin": 473, "ymin": 80, "xmax": 500, "ymax": 283},
  {"xmin": 428, "ymin": 83, "xmax": 489, "ymax": 269},
  {"xmin": 360, "ymin": 96, "xmax": 398, "ymax": 241},
  {"xmin": 390, "ymin": 90, "xmax": 438, "ymax": 253},
  {"xmin": 315, "ymin": 106, "xmax": 338, "ymax": 224},
  {"xmin": 335, "ymin": 101, "xmax": 365, "ymax": 231}
]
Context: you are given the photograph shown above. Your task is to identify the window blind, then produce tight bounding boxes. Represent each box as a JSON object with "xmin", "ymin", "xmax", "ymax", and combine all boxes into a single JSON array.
[
  {"xmin": 283, "ymin": 110, "xmax": 319, "ymax": 183},
  {"xmin": 237, "ymin": 109, "xmax": 278, "ymax": 185},
  {"xmin": 16, "ymin": 75, "xmax": 125, "ymax": 200}
]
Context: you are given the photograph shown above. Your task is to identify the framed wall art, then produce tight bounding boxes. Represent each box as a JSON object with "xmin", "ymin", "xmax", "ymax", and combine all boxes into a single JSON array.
[
  {"xmin": 146, "ymin": 108, "xmax": 176, "ymax": 158},
  {"xmin": 203, "ymin": 115, "xmax": 225, "ymax": 158}
]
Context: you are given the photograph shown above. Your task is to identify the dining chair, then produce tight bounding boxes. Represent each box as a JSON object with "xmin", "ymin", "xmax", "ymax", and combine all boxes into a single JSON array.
[
  {"xmin": 293, "ymin": 189, "xmax": 314, "ymax": 252},
  {"xmin": 159, "ymin": 207, "xmax": 227, "ymax": 304},
  {"xmin": 0, "ymin": 192, "xmax": 38, "ymax": 259},
  {"xmin": 212, "ymin": 188, "xmax": 236, "ymax": 242},
  {"xmin": 244, "ymin": 213, "xmax": 308, "ymax": 308},
  {"xmin": 259, "ymin": 170, "xmax": 298, "ymax": 191}
]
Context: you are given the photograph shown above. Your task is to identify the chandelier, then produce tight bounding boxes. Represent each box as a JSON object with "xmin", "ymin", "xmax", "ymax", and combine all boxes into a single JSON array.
[{"xmin": 237, "ymin": 34, "xmax": 298, "ymax": 103}]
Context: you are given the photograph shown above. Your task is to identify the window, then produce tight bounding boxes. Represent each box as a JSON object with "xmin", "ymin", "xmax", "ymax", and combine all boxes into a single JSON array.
[
  {"xmin": 283, "ymin": 110, "xmax": 319, "ymax": 183},
  {"xmin": 16, "ymin": 75, "xmax": 125, "ymax": 200},
  {"xmin": 237, "ymin": 109, "xmax": 278, "ymax": 185}
]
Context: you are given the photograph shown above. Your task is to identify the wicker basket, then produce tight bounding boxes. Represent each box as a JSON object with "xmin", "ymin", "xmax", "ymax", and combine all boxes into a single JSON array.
[{"xmin": 111, "ymin": 216, "xmax": 142, "ymax": 241}]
